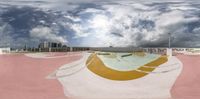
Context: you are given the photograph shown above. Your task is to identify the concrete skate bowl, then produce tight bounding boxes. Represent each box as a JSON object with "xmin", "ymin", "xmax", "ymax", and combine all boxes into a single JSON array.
[
  {"xmin": 54, "ymin": 52, "xmax": 182, "ymax": 99},
  {"xmin": 87, "ymin": 52, "xmax": 168, "ymax": 81}
]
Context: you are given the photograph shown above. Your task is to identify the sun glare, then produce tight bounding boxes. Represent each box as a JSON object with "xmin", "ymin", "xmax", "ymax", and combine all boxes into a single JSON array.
[{"xmin": 90, "ymin": 15, "xmax": 110, "ymax": 29}]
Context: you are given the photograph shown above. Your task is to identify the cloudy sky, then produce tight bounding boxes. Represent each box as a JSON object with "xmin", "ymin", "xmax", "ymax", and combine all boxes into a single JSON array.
[{"xmin": 0, "ymin": 0, "xmax": 200, "ymax": 48}]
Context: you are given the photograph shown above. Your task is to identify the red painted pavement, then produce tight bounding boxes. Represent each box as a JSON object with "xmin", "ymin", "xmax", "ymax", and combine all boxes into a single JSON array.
[
  {"xmin": 171, "ymin": 55, "xmax": 200, "ymax": 99},
  {"xmin": 0, "ymin": 52, "xmax": 82, "ymax": 99}
]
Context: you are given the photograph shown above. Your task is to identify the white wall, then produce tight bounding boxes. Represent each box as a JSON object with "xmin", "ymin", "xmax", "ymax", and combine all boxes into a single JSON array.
[
  {"xmin": 167, "ymin": 48, "xmax": 172, "ymax": 57},
  {"xmin": 0, "ymin": 48, "xmax": 10, "ymax": 54},
  {"xmin": 0, "ymin": 49, "xmax": 2, "ymax": 54}
]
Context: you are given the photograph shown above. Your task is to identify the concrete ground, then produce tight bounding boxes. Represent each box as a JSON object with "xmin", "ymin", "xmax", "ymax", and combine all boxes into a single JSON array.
[
  {"xmin": 0, "ymin": 52, "xmax": 200, "ymax": 99},
  {"xmin": 0, "ymin": 52, "xmax": 82, "ymax": 99},
  {"xmin": 57, "ymin": 53, "xmax": 182, "ymax": 99}
]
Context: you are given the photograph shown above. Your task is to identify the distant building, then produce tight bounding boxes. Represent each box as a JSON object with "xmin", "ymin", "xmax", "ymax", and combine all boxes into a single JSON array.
[
  {"xmin": 37, "ymin": 41, "xmax": 67, "ymax": 52},
  {"xmin": 38, "ymin": 42, "xmax": 65, "ymax": 48},
  {"xmin": 71, "ymin": 47, "xmax": 90, "ymax": 51},
  {"xmin": 14, "ymin": 41, "xmax": 90, "ymax": 52}
]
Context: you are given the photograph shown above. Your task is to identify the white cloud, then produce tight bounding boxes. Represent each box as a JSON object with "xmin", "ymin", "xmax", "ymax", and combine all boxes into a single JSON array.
[
  {"xmin": 83, "ymin": 8, "xmax": 104, "ymax": 13},
  {"xmin": 193, "ymin": 27, "xmax": 200, "ymax": 33},
  {"xmin": 170, "ymin": 5, "xmax": 199, "ymax": 11},
  {"xmin": 70, "ymin": 23, "xmax": 89, "ymax": 38},
  {"xmin": 130, "ymin": 3, "xmax": 153, "ymax": 10},
  {"xmin": 80, "ymin": 4, "xmax": 160, "ymax": 47},
  {"xmin": 30, "ymin": 26, "xmax": 67, "ymax": 43},
  {"xmin": 156, "ymin": 10, "xmax": 184, "ymax": 27},
  {"xmin": 89, "ymin": 14, "xmax": 110, "ymax": 29},
  {"xmin": 64, "ymin": 15, "xmax": 81, "ymax": 22},
  {"xmin": 71, "ymin": 2, "xmax": 200, "ymax": 47},
  {"xmin": 69, "ymin": 4, "xmax": 155, "ymax": 46}
]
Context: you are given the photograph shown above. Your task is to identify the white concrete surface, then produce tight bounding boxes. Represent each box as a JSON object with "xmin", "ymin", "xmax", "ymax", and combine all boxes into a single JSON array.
[
  {"xmin": 56, "ymin": 53, "xmax": 182, "ymax": 99},
  {"xmin": 46, "ymin": 53, "xmax": 89, "ymax": 79},
  {"xmin": 167, "ymin": 48, "xmax": 172, "ymax": 57}
]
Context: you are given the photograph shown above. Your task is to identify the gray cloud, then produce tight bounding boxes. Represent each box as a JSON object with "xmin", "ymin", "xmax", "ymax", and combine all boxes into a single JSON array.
[
  {"xmin": 0, "ymin": 0, "xmax": 200, "ymax": 48},
  {"xmin": 0, "ymin": 6, "xmax": 71, "ymax": 48},
  {"xmin": 30, "ymin": 26, "xmax": 67, "ymax": 43},
  {"xmin": 0, "ymin": 24, "xmax": 13, "ymax": 47},
  {"xmin": 69, "ymin": 2, "xmax": 200, "ymax": 47}
]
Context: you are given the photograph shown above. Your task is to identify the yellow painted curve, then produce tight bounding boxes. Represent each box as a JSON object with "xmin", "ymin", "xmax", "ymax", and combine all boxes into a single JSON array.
[{"xmin": 86, "ymin": 53, "xmax": 168, "ymax": 81}]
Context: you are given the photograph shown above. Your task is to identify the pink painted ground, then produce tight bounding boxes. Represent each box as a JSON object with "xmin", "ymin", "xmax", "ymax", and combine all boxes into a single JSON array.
[
  {"xmin": 0, "ymin": 52, "xmax": 82, "ymax": 99},
  {"xmin": 171, "ymin": 55, "xmax": 200, "ymax": 99},
  {"xmin": 1, "ymin": 52, "xmax": 200, "ymax": 99}
]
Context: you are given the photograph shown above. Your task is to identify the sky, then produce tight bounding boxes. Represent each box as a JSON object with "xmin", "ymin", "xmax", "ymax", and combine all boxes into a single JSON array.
[{"xmin": 0, "ymin": 0, "xmax": 200, "ymax": 48}]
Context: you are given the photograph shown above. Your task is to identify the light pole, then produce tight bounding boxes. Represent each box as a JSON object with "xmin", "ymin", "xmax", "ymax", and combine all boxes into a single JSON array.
[
  {"xmin": 168, "ymin": 33, "xmax": 171, "ymax": 48},
  {"xmin": 167, "ymin": 33, "xmax": 172, "ymax": 57}
]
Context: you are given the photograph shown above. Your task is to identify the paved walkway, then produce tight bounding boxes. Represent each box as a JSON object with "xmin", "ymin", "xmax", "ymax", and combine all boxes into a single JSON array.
[
  {"xmin": 171, "ymin": 54, "xmax": 200, "ymax": 99},
  {"xmin": 0, "ymin": 52, "xmax": 82, "ymax": 99}
]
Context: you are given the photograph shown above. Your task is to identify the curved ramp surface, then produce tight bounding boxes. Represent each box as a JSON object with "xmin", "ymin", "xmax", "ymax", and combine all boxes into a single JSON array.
[
  {"xmin": 57, "ymin": 52, "xmax": 182, "ymax": 99},
  {"xmin": 87, "ymin": 53, "xmax": 168, "ymax": 80}
]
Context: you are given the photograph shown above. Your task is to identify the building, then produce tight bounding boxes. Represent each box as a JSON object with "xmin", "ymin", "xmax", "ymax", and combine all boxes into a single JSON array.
[
  {"xmin": 71, "ymin": 47, "xmax": 90, "ymax": 51},
  {"xmin": 38, "ymin": 42, "xmax": 67, "ymax": 52},
  {"xmin": 38, "ymin": 42, "xmax": 64, "ymax": 48},
  {"xmin": 0, "ymin": 47, "xmax": 11, "ymax": 54}
]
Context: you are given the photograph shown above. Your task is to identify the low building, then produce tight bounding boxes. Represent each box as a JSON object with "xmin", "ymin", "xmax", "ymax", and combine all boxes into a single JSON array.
[
  {"xmin": 0, "ymin": 47, "xmax": 11, "ymax": 54},
  {"xmin": 38, "ymin": 41, "xmax": 63, "ymax": 49},
  {"xmin": 71, "ymin": 47, "xmax": 90, "ymax": 51},
  {"xmin": 37, "ymin": 42, "xmax": 67, "ymax": 52}
]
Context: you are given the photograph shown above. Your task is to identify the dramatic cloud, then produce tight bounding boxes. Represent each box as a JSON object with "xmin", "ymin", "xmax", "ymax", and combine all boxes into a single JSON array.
[
  {"xmin": 30, "ymin": 26, "xmax": 67, "ymax": 43},
  {"xmin": 0, "ymin": 6, "xmax": 70, "ymax": 47},
  {"xmin": 0, "ymin": 0, "xmax": 200, "ymax": 48},
  {"xmin": 0, "ymin": 24, "xmax": 13, "ymax": 47}
]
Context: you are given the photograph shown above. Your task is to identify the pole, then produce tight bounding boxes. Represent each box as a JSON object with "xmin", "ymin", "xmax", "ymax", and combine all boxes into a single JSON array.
[
  {"xmin": 167, "ymin": 33, "xmax": 172, "ymax": 57},
  {"xmin": 168, "ymin": 33, "xmax": 171, "ymax": 48}
]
